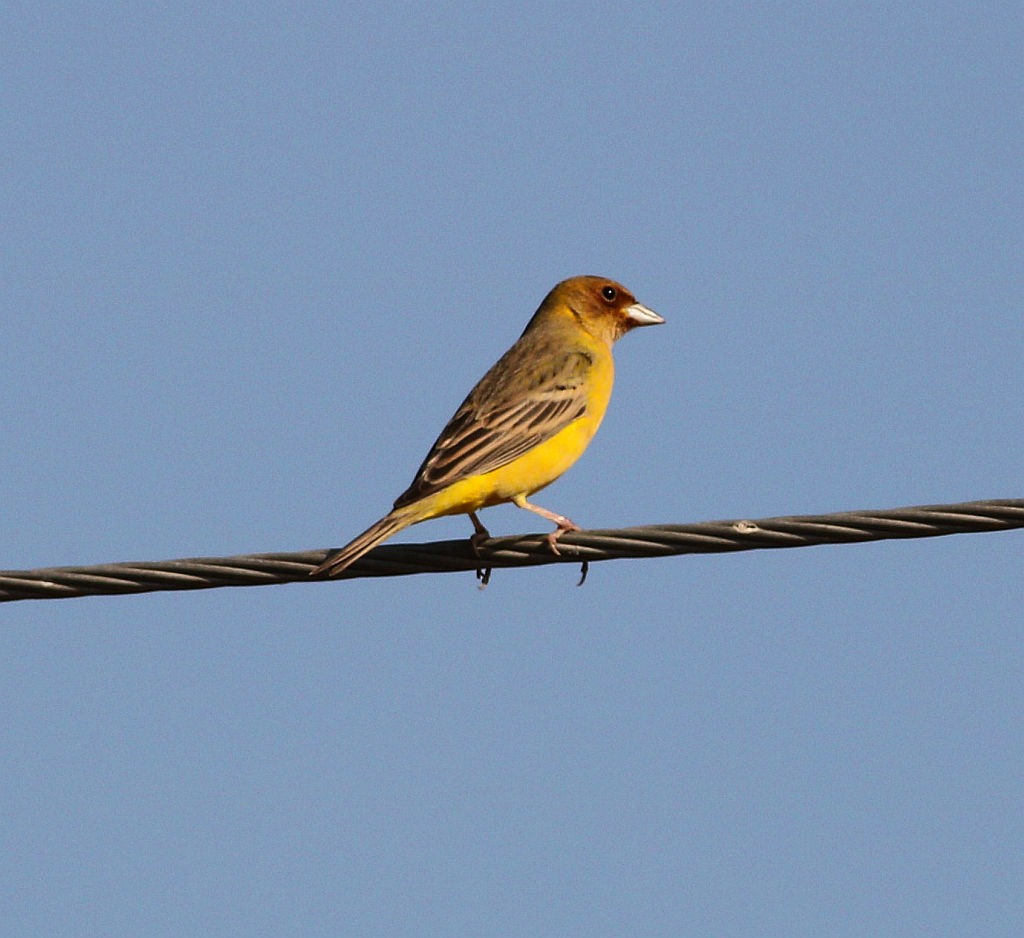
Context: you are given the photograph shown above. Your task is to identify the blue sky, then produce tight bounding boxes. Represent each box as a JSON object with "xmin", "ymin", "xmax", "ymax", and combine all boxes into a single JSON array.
[{"xmin": 3, "ymin": 4, "xmax": 1022, "ymax": 935}]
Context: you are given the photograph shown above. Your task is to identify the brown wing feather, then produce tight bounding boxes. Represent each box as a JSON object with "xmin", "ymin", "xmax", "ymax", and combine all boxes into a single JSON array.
[{"xmin": 394, "ymin": 345, "xmax": 594, "ymax": 508}]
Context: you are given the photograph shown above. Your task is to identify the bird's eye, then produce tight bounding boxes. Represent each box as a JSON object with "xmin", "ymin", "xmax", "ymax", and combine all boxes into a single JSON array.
[{"xmin": 601, "ymin": 286, "xmax": 617, "ymax": 303}]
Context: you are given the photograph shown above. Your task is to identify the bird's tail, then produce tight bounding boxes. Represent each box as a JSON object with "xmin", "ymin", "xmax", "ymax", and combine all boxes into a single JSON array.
[{"xmin": 310, "ymin": 510, "xmax": 416, "ymax": 578}]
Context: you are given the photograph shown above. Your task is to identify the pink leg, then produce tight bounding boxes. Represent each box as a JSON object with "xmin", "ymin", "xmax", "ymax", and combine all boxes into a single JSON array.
[{"xmin": 511, "ymin": 495, "xmax": 581, "ymax": 554}]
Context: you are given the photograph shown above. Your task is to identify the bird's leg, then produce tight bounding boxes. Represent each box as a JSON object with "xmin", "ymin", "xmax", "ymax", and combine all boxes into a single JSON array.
[
  {"xmin": 468, "ymin": 511, "xmax": 493, "ymax": 588},
  {"xmin": 468, "ymin": 511, "xmax": 490, "ymax": 553},
  {"xmin": 511, "ymin": 495, "xmax": 581, "ymax": 555}
]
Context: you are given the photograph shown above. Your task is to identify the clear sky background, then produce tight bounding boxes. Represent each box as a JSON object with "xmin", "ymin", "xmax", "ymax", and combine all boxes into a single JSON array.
[{"xmin": 3, "ymin": 4, "xmax": 1021, "ymax": 935}]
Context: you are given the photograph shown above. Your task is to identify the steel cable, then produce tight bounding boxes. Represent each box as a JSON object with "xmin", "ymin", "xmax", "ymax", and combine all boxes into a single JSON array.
[{"xmin": 2, "ymin": 498, "xmax": 1021, "ymax": 603}]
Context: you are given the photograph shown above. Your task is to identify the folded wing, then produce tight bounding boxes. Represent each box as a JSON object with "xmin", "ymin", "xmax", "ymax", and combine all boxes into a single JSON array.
[{"xmin": 394, "ymin": 347, "xmax": 594, "ymax": 508}]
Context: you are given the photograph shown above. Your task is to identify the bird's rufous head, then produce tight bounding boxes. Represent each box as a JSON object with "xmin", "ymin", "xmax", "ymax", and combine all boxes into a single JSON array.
[{"xmin": 538, "ymin": 275, "xmax": 664, "ymax": 345}]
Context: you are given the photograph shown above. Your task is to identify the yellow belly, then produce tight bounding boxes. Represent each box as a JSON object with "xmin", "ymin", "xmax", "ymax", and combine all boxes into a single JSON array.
[
  {"xmin": 429, "ymin": 417, "xmax": 600, "ymax": 517},
  {"xmin": 406, "ymin": 374, "xmax": 613, "ymax": 522}
]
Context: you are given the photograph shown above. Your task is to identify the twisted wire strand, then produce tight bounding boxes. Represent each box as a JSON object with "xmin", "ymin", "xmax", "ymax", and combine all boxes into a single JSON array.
[{"xmin": 2, "ymin": 498, "xmax": 1021, "ymax": 603}]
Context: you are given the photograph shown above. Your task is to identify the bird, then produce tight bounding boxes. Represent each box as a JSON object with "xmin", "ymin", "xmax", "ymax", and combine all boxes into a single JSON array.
[{"xmin": 310, "ymin": 275, "xmax": 664, "ymax": 578}]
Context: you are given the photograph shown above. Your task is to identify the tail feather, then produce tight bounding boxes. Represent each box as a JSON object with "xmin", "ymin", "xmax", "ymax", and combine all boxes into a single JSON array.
[{"xmin": 310, "ymin": 511, "xmax": 415, "ymax": 578}]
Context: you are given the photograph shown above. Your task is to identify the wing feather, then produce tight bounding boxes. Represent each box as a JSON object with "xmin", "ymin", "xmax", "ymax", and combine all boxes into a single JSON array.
[{"xmin": 394, "ymin": 346, "xmax": 594, "ymax": 507}]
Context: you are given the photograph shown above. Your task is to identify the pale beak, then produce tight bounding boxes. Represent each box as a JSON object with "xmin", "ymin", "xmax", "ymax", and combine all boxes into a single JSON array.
[{"xmin": 624, "ymin": 302, "xmax": 665, "ymax": 326}]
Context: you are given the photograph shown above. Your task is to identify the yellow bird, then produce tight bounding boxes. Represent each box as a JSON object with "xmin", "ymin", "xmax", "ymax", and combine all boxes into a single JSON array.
[{"xmin": 311, "ymin": 275, "xmax": 664, "ymax": 577}]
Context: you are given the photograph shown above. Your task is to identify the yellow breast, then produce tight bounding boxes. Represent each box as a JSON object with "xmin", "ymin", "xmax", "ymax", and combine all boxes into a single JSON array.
[{"xmin": 409, "ymin": 350, "xmax": 615, "ymax": 521}]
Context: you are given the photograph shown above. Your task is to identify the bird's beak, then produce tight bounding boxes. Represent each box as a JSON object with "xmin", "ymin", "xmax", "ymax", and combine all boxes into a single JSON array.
[{"xmin": 624, "ymin": 302, "xmax": 665, "ymax": 326}]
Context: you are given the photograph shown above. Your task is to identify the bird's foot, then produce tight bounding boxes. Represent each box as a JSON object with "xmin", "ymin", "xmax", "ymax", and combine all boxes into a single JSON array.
[{"xmin": 544, "ymin": 517, "xmax": 581, "ymax": 556}]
